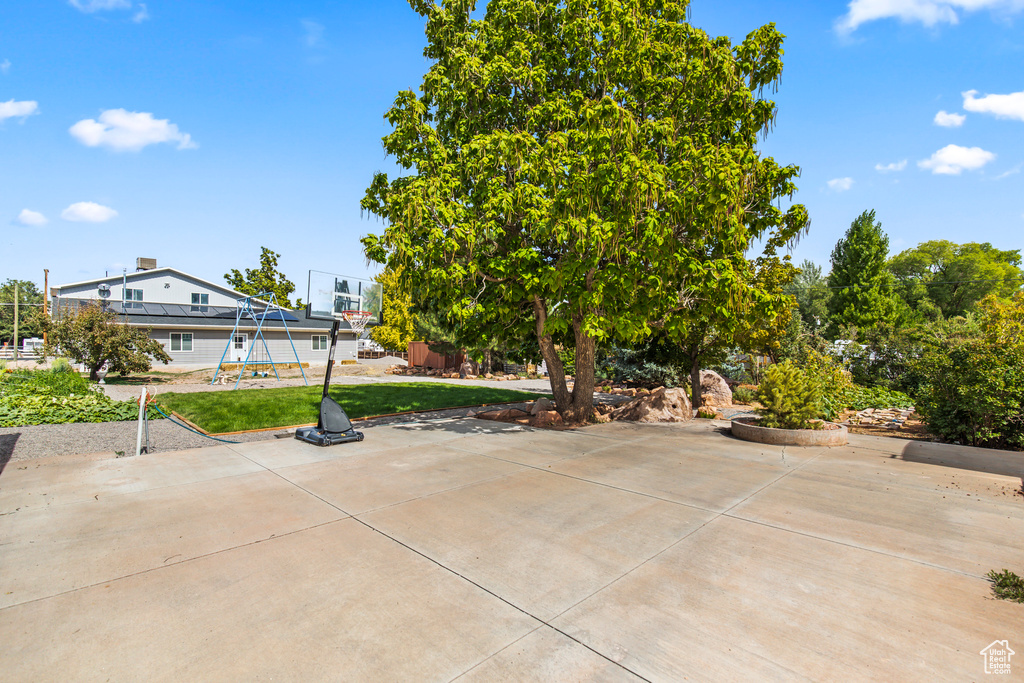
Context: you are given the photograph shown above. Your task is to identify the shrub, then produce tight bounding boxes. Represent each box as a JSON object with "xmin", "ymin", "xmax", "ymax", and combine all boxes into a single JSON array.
[
  {"xmin": 756, "ymin": 362, "xmax": 822, "ymax": 430},
  {"xmin": 608, "ymin": 347, "xmax": 682, "ymax": 388},
  {"xmin": 50, "ymin": 357, "xmax": 73, "ymax": 374},
  {"xmin": 731, "ymin": 386, "xmax": 757, "ymax": 404},
  {"xmin": 912, "ymin": 295, "xmax": 1024, "ymax": 450},
  {"xmin": 801, "ymin": 348, "xmax": 852, "ymax": 420},
  {"xmin": 841, "ymin": 384, "xmax": 914, "ymax": 411},
  {"xmin": 0, "ymin": 368, "xmax": 160, "ymax": 427}
]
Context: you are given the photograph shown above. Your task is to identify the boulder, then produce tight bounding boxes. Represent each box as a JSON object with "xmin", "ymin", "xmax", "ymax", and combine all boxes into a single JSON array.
[
  {"xmin": 476, "ymin": 408, "xmax": 529, "ymax": 422},
  {"xmin": 699, "ymin": 370, "xmax": 733, "ymax": 408},
  {"xmin": 459, "ymin": 361, "xmax": 474, "ymax": 379},
  {"xmin": 531, "ymin": 397, "xmax": 556, "ymax": 415},
  {"xmin": 529, "ymin": 410, "xmax": 564, "ymax": 428},
  {"xmin": 611, "ymin": 387, "xmax": 693, "ymax": 423}
]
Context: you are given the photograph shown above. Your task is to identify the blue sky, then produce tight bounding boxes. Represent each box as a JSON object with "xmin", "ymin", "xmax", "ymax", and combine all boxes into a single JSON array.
[{"xmin": 2, "ymin": 0, "xmax": 1022, "ymax": 295}]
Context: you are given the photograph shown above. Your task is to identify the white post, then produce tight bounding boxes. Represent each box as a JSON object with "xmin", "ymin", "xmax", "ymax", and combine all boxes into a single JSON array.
[{"xmin": 135, "ymin": 387, "xmax": 148, "ymax": 457}]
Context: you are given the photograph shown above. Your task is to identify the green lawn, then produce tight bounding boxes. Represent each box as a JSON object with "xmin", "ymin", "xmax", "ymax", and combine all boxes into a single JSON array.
[{"xmin": 156, "ymin": 381, "xmax": 542, "ymax": 434}]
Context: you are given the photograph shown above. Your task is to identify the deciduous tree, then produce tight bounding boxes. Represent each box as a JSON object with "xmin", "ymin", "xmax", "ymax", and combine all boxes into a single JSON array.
[
  {"xmin": 224, "ymin": 247, "xmax": 303, "ymax": 309},
  {"xmin": 44, "ymin": 303, "xmax": 171, "ymax": 381},
  {"xmin": 362, "ymin": 0, "xmax": 807, "ymax": 422},
  {"xmin": 888, "ymin": 240, "xmax": 1022, "ymax": 318},
  {"xmin": 0, "ymin": 279, "xmax": 45, "ymax": 346},
  {"xmin": 370, "ymin": 267, "xmax": 418, "ymax": 351}
]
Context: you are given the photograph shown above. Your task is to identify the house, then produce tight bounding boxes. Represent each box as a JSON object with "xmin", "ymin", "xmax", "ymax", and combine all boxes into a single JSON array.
[{"xmin": 51, "ymin": 259, "xmax": 356, "ymax": 367}]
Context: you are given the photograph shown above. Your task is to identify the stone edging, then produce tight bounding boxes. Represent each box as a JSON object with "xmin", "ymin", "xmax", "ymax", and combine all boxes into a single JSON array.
[{"xmin": 731, "ymin": 416, "xmax": 848, "ymax": 447}]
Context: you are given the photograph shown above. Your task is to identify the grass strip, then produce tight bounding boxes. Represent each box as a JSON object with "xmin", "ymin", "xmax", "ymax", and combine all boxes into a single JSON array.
[{"xmin": 156, "ymin": 381, "xmax": 542, "ymax": 434}]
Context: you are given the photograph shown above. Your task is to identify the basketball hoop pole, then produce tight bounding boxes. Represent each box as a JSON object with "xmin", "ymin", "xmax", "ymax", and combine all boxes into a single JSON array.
[{"xmin": 318, "ymin": 319, "xmax": 340, "ymax": 428}]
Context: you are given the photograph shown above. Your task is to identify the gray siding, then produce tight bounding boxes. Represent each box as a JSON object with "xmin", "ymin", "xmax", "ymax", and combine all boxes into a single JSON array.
[
  {"xmin": 151, "ymin": 328, "xmax": 356, "ymax": 366},
  {"xmin": 57, "ymin": 270, "xmax": 259, "ymax": 307}
]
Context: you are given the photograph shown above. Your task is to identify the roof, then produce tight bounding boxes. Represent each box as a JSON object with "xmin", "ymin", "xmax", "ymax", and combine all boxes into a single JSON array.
[
  {"xmin": 53, "ymin": 267, "xmax": 271, "ymax": 306},
  {"xmin": 52, "ymin": 298, "xmax": 351, "ymax": 331}
]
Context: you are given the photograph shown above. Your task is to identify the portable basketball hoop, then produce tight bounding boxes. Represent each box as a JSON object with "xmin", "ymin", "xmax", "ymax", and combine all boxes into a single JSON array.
[{"xmin": 342, "ymin": 310, "xmax": 372, "ymax": 335}]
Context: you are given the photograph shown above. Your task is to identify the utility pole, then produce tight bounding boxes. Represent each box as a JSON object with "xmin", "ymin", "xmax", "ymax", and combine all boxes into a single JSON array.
[
  {"xmin": 13, "ymin": 281, "xmax": 18, "ymax": 363},
  {"xmin": 43, "ymin": 269, "xmax": 49, "ymax": 345}
]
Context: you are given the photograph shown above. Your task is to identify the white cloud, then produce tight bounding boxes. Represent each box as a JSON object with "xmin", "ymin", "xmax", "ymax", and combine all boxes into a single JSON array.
[
  {"xmin": 934, "ymin": 110, "xmax": 966, "ymax": 127},
  {"xmin": 301, "ymin": 19, "xmax": 325, "ymax": 47},
  {"xmin": 827, "ymin": 177, "xmax": 855, "ymax": 191},
  {"xmin": 69, "ymin": 109, "xmax": 198, "ymax": 151},
  {"xmin": 16, "ymin": 209, "xmax": 47, "ymax": 226},
  {"xmin": 875, "ymin": 160, "xmax": 908, "ymax": 172},
  {"xmin": 836, "ymin": 0, "xmax": 1024, "ymax": 33},
  {"xmin": 0, "ymin": 99, "xmax": 39, "ymax": 122},
  {"xmin": 1, "ymin": 60, "xmax": 10, "ymax": 75},
  {"xmin": 918, "ymin": 144, "xmax": 996, "ymax": 174},
  {"xmin": 962, "ymin": 89, "xmax": 1024, "ymax": 122},
  {"xmin": 132, "ymin": 3, "xmax": 149, "ymax": 22},
  {"xmin": 994, "ymin": 163, "xmax": 1022, "ymax": 179},
  {"xmin": 61, "ymin": 202, "xmax": 118, "ymax": 223},
  {"xmin": 69, "ymin": 0, "xmax": 131, "ymax": 12}
]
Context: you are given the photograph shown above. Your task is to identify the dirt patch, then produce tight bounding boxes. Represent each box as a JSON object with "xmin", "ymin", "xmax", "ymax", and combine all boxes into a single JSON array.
[{"xmin": 840, "ymin": 410, "xmax": 935, "ymax": 441}]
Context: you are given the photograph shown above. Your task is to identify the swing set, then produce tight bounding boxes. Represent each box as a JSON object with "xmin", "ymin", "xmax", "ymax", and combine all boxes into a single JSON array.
[{"xmin": 210, "ymin": 292, "xmax": 308, "ymax": 390}]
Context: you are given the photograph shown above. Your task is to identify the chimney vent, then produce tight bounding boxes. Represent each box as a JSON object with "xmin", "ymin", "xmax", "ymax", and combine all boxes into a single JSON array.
[{"xmin": 136, "ymin": 257, "xmax": 157, "ymax": 271}]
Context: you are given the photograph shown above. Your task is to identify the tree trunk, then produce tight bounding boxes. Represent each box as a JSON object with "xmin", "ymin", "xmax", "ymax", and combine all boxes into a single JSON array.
[
  {"xmin": 89, "ymin": 363, "xmax": 102, "ymax": 382},
  {"xmin": 483, "ymin": 348, "xmax": 492, "ymax": 374},
  {"xmin": 532, "ymin": 297, "xmax": 595, "ymax": 424},
  {"xmin": 564, "ymin": 323, "xmax": 596, "ymax": 424},
  {"xmin": 690, "ymin": 352, "xmax": 702, "ymax": 410}
]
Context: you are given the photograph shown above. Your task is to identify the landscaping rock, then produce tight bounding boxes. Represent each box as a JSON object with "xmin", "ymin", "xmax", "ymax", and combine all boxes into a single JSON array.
[
  {"xmin": 459, "ymin": 361, "xmax": 474, "ymax": 379},
  {"xmin": 476, "ymin": 408, "xmax": 529, "ymax": 422},
  {"xmin": 699, "ymin": 370, "xmax": 733, "ymax": 408},
  {"xmin": 611, "ymin": 387, "xmax": 693, "ymax": 423},
  {"xmin": 531, "ymin": 397, "xmax": 555, "ymax": 415},
  {"xmin": 529, "ymin": 410, "xmax": 563, "ymax": 428}
]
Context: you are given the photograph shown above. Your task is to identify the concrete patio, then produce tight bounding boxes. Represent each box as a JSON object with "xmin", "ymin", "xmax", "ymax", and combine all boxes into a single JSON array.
[{"xmin": 1, "ymin": 418, "xmax": 1022, "ymax": 681}]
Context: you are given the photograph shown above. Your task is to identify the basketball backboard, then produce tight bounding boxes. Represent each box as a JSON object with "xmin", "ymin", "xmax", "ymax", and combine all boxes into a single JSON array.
[{"xmin": 306, "ymin": 270, "xmax": 381, "ymax": 325}]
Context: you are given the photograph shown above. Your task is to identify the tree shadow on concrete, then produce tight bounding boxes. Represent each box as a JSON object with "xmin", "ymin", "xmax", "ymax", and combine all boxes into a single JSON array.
[{"xmin": 0, "ymin": 433, "xmax": 19, "ymax": 476}]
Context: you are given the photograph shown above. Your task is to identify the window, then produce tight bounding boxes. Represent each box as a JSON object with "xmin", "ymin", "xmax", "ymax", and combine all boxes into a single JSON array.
[
  {"xmin": 170, "ymin": 333, "xmax": 193, "ymax": 352},
  {"xmin": 191, "ymin": 292, "xmax": 209, "ymax": 312},
  {"xmin": 312, "ymin": 334, "xmax": 329, "ymax": 351},
  {"xmin": 124, "ymin": 288, "xmax": 143, "ymax": 309},
  {"xmin": 233, "ymin": 334, "xmax": 246, "ymax": 350}
]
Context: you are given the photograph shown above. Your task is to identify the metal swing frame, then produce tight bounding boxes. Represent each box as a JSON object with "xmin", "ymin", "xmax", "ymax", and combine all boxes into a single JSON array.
[{"xmin": 211, "ymin": 292, "xmax": 308, "ymax": 390}]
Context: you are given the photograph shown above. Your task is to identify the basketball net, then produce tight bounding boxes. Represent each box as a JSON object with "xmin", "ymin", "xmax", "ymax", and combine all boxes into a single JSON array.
[{"xmin": 342, "ymin": 310, "xmax": 372, "ymax": 335}]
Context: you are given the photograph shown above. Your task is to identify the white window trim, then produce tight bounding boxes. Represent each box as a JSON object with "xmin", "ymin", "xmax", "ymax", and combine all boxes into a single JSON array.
[
  {"xmin": 170, "ymin": 332, "xmax": 194, "ymax": 353},
  {"xmin": 312, "ymin": 334, "xmax": 329, "ymax": 351}
]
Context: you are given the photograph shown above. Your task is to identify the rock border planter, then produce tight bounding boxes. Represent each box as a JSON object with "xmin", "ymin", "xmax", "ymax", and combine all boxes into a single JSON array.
[{"xmin": 730, "ymin": 416, "xmax": 848, "ymax": 447}]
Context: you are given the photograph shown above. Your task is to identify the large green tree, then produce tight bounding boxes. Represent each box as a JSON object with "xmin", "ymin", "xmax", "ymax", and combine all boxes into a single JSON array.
[
  {"xmin": 827, "ymin": 210, "xmax": 899, "ymax": 332},
  {"xmin": 369, "ymin": 267, "xmax": 418, "ymax": 351},
  {"xmin": 888, "ymin": 240, "xmax": 1022, "ymax": 319},
  {"xmin": 362, "ymin": 0, "xmax": 807, "ymax": 422},
  {"xmin": 224, "ymin": 247, "xmax": 303, "ymax": 309},
  {"xmin": 786, "ymin": 260, "xmax": 831, "ymax": 332},
  {"xmin": 0, "ymin": 279, "xmax": 46, "ymax": 346}
]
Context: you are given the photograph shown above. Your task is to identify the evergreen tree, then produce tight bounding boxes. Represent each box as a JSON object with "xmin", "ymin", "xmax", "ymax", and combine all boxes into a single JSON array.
[
  {"xmin": 827, "ymin": 210, "xmax": 898, "ymax": 333},
  {"xmin": 786, "ymin": 260, "xmax": 831, "ymax": 332}
]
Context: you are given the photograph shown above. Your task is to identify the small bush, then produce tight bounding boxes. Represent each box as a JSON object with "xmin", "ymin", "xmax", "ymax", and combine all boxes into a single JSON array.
[
  {"xmin": 731, "ymin": 386, "xmax": 757, "ymax": 404},
  {"xmin": 802, "ymin": 348, "xmax": 852, "ymax": 420},
  {"xmin": 841, "ymin": 385, "xmax": 914, "ymax": 411},
  {"xmin": 0, "ymin": 368, "xmax": 160, "ymax": 427},
  {"xmin": 50, "ymin": 357, "xmax": 73, "ymax": 374},
  {"xmin": 609, "ymin": 347, "xmax": 682, "ymax": 388},
  {"xmin": 987, "ymin": 569, "xmax": 1024, "ymax": 603},
  {"xmin": 756, "ymin": 362, "xmax": 822, "ymax": 430}
]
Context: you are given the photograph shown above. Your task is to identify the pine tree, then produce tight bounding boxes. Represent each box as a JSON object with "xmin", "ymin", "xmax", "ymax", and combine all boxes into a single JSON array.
[{"xmin": 827, "ymin": 210, "xmax": 898, "ymax": 333}]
